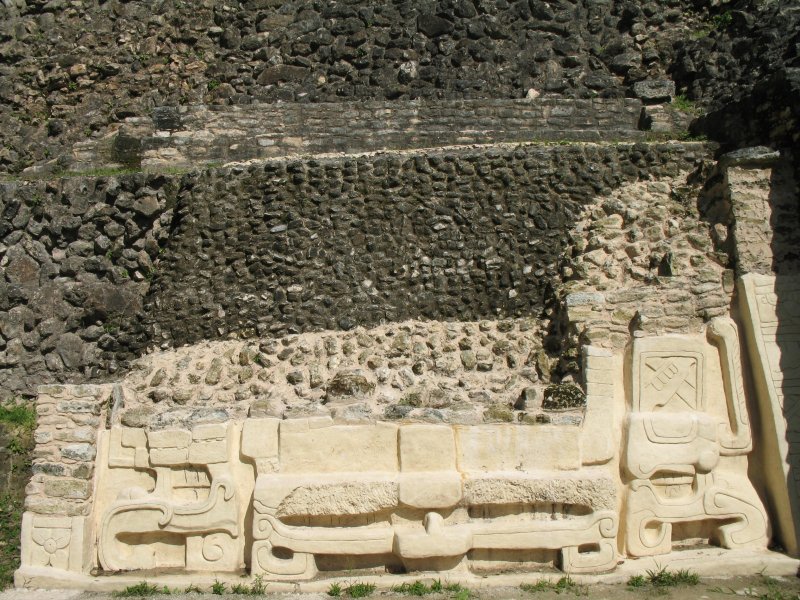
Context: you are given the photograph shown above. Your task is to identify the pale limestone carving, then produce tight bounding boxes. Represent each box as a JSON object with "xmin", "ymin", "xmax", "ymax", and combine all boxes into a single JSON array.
[
  {"xmin": 20, "ymin": 515, "xmax": 89, "ymax": 573},
  {"xmin": 623, "ymin": 318, "xmax": 768, "ymax": 557},
  {"xmin": 739, "ymin": 273, "xmax": 800, "ymax": 555},
  {"xmin": 98, "ymin": 422, "xmax": 241, "ymax": 572},
  {"xmin": 245, "ymin": 419, "xmax": 619, "ymax": 578},
  {"xmin": 18, "ymin": 331, "xmax": 780, "ymax": 586}
]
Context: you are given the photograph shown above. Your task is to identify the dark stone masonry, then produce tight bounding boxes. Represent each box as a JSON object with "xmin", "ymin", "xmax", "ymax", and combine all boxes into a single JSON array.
[{"xmin": 0, "ymin": 142, "xmax": 709, "ymax": 400}]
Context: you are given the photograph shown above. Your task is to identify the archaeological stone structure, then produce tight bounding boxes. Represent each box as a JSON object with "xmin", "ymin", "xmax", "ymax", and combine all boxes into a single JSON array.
[{"xmin": 1, "ymin": 0, "xmax": 800, "ymax": 592}]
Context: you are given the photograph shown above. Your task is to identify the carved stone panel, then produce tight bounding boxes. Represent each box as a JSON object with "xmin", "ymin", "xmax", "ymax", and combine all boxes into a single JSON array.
[{"xmin": 623, "ymin": 318, "xmax": 768, "ymax": 557}]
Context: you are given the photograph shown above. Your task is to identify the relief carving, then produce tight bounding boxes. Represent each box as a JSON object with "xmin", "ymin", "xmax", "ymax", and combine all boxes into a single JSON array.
[
  {"xmin": 16, "ymin": 332, "xmax": 780, "ymax": 585},
  {"xmin": 98, "ymin": 422, "xmax": 241, "ymax": 572},
  {"xmin": 623, "ymin": 318, "xmax": 768, "ymax": 557}
]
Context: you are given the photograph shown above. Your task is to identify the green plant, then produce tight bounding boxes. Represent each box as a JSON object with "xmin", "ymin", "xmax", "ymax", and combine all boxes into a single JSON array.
[
  {"xmin": 627, "ymin": 575, "xmax": 646, "ymax": 588},
  {"xmin": 113, "ymin": 582, "xmax": 161, "ymax": 597},
  {"xmin": 250, "ymin": 575, "xmax": 266, "ymax": 595},
  {"xmin": 346, "ymin": 582, "xmax": 376, "ymax": 598},
  {"xmin": 0, "ymin": 403, "xmax": 36, "ymax": 431},
  {"xmin": 328, "ymin": 583, "xmax": 342, "ymax": 597},
  {"xmin": 212, "ymin": 580, "xmax": 226, "ymax": 595},
  {"xmin": 453, "ymin": 590, "xmax": 470, "ymax": 600},
  {"xmin": 0, "ymin": 493, "xmax": 25, "ymax": 588},
  {"xmin": 712, "ymin": 10, "xmax": 733, "ymax": 29},
  {"xmin": 208, "ymin": 80, "xmax": 221, "ymax": 91},
  {"xmin": 672, "ymin": 94, "xmax": 698, "ymax": 113},
  {"xmin": 553, "ymin": 577, "xmax": 587, "ymax": 596},
  {"xmin": 184, "ymin": 585, "xmax": 203, "ymax": 594},
  {"xmin": 520, "ymin": 577, "xmax": 586, "ymax": 596},
  {"xmin": 645, "ymin": 567, "xmax": 699, "ymax": 587},
  {"xmin": 231, "ymin": 583, "xmax": 250, "ymax": 594},
  {"xmin": 393, "ymin": 581, "xmax": 429, "ymax": 596}
]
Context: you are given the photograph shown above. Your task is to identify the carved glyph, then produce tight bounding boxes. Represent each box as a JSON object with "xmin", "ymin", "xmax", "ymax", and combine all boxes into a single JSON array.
[
  {"xmin": 623, "ymin": 318, "xmax": 768, "ymax": 557},
  {"xmin": 98, "ymin": 422, "xmax": 242, "ymax": 572}
]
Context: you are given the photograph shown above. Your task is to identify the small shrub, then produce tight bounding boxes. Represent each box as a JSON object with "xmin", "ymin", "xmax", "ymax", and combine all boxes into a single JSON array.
[
  {"xmin": 231, "ymin": 583, "xmax": 250, "ymax": 595},
  {"xmin": 211, "ymin": 580, "xmax": 226, "ymax": 595},
  {"xmin": 328, "ymin": 583, "xmax": 342, "ymax": 597}
]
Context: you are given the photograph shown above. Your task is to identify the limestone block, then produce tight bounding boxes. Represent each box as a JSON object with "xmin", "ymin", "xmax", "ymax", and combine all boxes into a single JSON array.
[
  {"xmin": 241, "ymin": 418, "xmax": 279, "ymax": 460},
  {"xmin": 464, "ymin": 471, "xmax": 617, "ymax": 511},
  {"xmin": 147, "ymin": 429, "xmax": 191, "ymax": 449},
  {"xmin": 581, "ymin": 346, "xmax": 617, "ymax": 466},
  {"xmin": 121, "ymin": 428, "xmax": 147, "ymax": 448},
  {"xmin": 399, "ymin": 472, "xmax": 462, "ymax": 509},
  {"xmin": 192, "ymin": 423, "xmax": 228, "ymax": 441},
  {"xmin": 254, "ymin": 475, "xmax": 398, "ymax": 516},
  {"xmin": 280, "ymin": 421, "xmax": 398, "ymax": 473},
  {"xmin": 739, "ymin": 273, "xmax": 800, "ymax": 555},
  {"xmin": 456, "ymin": 425, "xmax": 580, "ymax": 472},
  {"xmin": 20, "ymin": 514, "xmax": 90, "ymax": 573},
  {"xmin": 398, "ymin": 424, "xmax": 456, "ymax": 472},
  {"xmin": 188, "ymin": 439, "xmax": 228, "ymax": 464},
  {"xmin": 149, "ymin": 447, "xmax": 189, "ymax": 466}
]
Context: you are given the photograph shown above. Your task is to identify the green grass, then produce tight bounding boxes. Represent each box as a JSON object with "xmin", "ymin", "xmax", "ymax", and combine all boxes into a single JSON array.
[
  {"xmin": 328, "ymin": 583, "xmax": 342, "ymax": 597},
  {"xmin": 520, "ymin": 577, "xmax": 587, "ymax": 596},
  {"xmin": 392, "ymin": 580, "xmax": 468, "ymax": 597},
  {"xmin": 113, "ymin": 582, "xmax": 162, "ymax": 597},
  {"xmin": 211, "ymin": 580, "xmax": 226, "ymax": 595},
  {"xmin": 0, "ymin": 403, "xmax": 36, "ymax": 432},
  {"xmin": 672, "ymin": 94, "xmax": 699, "ymax": 113},
  {"xmin": 0, "ymin": 493, "xmax": 24, "ymax": 589},
  {"xmin": 0, "ymin": 401, "xmax": 35, "ymax": 589},
  {"xmin": 627, "ymin": 567, "xmax": 700, "ymax": 591},
  {"xmin": 229, "ymin": 576, "xmax": 266, "ymax": 595},
  {"xmin": 346, "ymin": 582, "xmax": 376, "ymax": 598}
]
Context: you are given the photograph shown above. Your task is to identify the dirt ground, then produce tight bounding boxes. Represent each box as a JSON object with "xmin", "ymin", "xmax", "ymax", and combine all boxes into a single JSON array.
[{"xmin": 2, "ymin": 575, "xmax": 799, "ymax": 600}]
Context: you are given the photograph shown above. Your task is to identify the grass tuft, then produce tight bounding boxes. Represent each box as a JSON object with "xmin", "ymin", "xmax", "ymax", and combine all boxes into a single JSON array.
[
  {"xmin": 645, "ymin": 567, "xmax": 699, "ymax": 587},
  {"xmin": 113, "ymin": 582, "xmax": 161, "ymax": 597},
  {"xmin": 346, "ymin": 582, "xmax": 376, "ymax": 598},
  {"xmin": 520, "ymin": 577, "xmax": 587, "ymax": 596},
  {"xmin": 328, "ymin": 583, "xmax": 342, "ymax": 597},
  {"xmin": 0, "ymin": 403, "xmax": 36, "ymax": 432}
]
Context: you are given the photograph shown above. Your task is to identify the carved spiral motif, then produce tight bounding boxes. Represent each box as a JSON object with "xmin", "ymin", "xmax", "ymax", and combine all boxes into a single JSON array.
[{"xmin": 201, "ymin": 533, "xmax": 227, "ymax": 562}]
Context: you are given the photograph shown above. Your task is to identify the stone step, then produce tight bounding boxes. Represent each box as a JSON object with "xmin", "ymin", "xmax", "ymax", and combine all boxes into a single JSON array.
[{"xmin": 70, "ymin": 98, "xmax": 654, "ymax": 172}]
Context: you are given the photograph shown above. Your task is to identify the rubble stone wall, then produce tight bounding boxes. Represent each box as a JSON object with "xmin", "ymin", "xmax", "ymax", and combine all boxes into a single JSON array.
[{"xmin": 1, "ymin": 142, "xmax": 709, "ymax": 402}]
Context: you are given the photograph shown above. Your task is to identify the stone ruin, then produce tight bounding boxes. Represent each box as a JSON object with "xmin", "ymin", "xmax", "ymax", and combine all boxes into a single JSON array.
[
  {"xmin": 9, "ymin": 134, "xmax": 800, "ymax": 588},
  {"xmin": 1, "ymin": 1, "xmax": 799, "ymax": 588}
]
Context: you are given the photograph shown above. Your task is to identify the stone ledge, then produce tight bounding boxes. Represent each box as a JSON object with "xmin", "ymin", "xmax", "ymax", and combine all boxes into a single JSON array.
[
  {"xmin": 70, "ymin": 99, "xmax": 650, "ymax": 172},
  {"xmin": 14, "ymin": 549, "xmax": 800, "ymax": 591}
]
